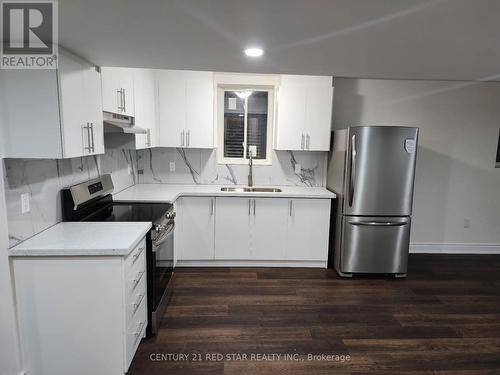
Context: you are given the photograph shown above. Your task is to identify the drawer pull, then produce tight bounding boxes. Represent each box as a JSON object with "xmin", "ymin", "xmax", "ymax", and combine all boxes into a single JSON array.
[
  {"xmin": 134, "ymin": 321, "xmax": 145, "ymax": 342},
  {"xmin": 132, "ymin": 270, "xmax": 145, "ymax": 288},
  {"xmin": 132, "ymin": 246, "xmax": 145, "ymax": 263},
  {"xmin": 132, "ymin": 293, "xmax": 145, "ymax": 313}
]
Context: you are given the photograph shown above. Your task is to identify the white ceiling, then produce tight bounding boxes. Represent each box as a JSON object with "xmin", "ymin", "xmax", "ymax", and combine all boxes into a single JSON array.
[{"xmin": 60, "ymin": 0, "xmax": 500, "ymax": 81}]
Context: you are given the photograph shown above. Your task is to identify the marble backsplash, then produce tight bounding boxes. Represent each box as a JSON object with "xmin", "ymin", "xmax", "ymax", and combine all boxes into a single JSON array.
[
  {"xmin": 137, "ymin": 148, "xmax": 327, "ymax": 187},
  {"xmin": 3, "ymin": 143, "xmax": 326, "ymax": 248},
  {"xmin": 3, "ymin": 147, "xmax": 137, "ymax": 248}
]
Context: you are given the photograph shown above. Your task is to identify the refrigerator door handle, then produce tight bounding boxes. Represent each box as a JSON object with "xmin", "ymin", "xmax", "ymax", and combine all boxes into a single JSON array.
[
  {"xmin": 348, "ymin": 221, "xmax": 407, "ymax": 227},
  {"xmin": 348, "ymin": 134, "xmax": 356, "ymax": 206}
]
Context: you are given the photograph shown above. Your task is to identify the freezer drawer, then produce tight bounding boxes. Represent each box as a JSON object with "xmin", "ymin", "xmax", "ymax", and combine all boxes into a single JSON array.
[{"xmin": 341, "ymin": 215, "xmax": 410, "ymax": 274}]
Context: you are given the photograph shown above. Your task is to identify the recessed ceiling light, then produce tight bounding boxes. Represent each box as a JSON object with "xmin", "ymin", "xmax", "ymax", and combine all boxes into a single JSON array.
[{"xmin": 244, "ymin": 47, "xmax": 264, "ymax": 57}]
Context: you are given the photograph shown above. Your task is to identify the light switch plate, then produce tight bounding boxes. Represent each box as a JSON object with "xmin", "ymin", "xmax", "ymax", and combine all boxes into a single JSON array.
[
  {"xmin": 463, "ymin": 218, "xmax": 471, "ymax": 229},
  {"xmin": 21, "ymin": 193, "xmax": 30, "ymax": 214},
  {"xmin": 169, "ymin": 162, "xmax": 175, "ymax": 172},
  {"xmin": 294, "ymin": 163, "xmax": 302, "ymax": 174}
]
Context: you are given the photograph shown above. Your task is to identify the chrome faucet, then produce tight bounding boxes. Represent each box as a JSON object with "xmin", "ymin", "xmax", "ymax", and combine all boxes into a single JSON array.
[{"xmin": 248, "ymin": 146, "xmax": 253, "ymax": 187}]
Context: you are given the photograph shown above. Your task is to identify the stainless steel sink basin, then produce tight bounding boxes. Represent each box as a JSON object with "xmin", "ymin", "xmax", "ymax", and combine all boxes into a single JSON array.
[{"xmin": 221, "ymin": 187, "xmax": 282, "ymax": 193}]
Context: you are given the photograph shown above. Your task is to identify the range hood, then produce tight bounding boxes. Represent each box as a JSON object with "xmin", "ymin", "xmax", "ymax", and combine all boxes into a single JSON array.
[{"xmin": 103, "ymin": 112, "xmax": 146, "ymax": 134}]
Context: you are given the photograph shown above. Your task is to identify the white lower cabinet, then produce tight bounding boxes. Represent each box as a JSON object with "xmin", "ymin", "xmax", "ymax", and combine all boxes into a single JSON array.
[
  {"xmin": 207, "ymin": 197, "xmax": 330, "ymax": 264},
  {"xmin": 286, "ymin": 199, "xmax": 331, "ymax": 260},
  {"xmin": 251, "ymin": 198, "xmax": 288, "ymax": 260},
  {"xmin": 12, "ymin": 238, "xmax": 147, "ymax": 375},
  {"xmin": 179, "ymin": 197, "xmax": 215, "ymax": 260},
  {"xmin": 214, "ymin": 197, "xmax": 252, "ymax": 259}
]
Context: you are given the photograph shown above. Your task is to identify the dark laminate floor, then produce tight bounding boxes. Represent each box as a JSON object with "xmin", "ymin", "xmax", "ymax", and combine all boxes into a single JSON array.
[{"xmin": 128, "ymin": 255, "xmax": 500, "ymax": 374}]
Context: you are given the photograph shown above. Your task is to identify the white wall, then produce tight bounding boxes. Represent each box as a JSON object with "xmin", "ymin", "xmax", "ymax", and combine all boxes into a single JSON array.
[
  {"xmin": 332, "ymin": 78, "xmax": 500, "ymax": 248},
  {"xmin": 0, "ymin": 159, "xmax": 23, "ymax": 374}
]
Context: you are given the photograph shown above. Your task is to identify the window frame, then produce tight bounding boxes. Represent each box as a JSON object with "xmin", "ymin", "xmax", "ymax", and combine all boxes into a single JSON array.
[{"xmin": 217, "ymin": 84, "xmax": 275, "ymax": 165}]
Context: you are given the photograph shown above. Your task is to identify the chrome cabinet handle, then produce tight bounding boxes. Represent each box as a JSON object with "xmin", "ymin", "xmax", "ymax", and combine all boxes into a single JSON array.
[
  {"xmin": 349, "ymin": 221, "xmax": 407, "ymax": 227},
  {"xmin": 134, "ymin": 321, "xmax": 145, "ymax": 341},
  {"xmin": 132, "ymin": 270, "xmax": 145, "ymax": 287},
  {"xmin": 349, "ymin": 134, "xmax": 356, "ymax": 207},
  {"xmin": 209, "ymin": 199, "xmax": 214, "ymax": 216},
  {"xmin": 117, "ymin": 88, "xmax": 124, "ymax": 112},
  {"xmin": 186, "ymin": 129, "xmax": 190, "ymax": 147},
  {"xmin": 248, "ymin": 199, "xmax": 251, "ymax": 216},
  {"xmin": 289, "ymin": 200, "xmax": 293, "ymax": 216},
  {"xmin": 146, "ymin": 129, "xmax": 151, "ymax": 147},
  {"xmin": 306, "ymin": 134, "xmax": 310, "ymax": 150},
  {"xmin": 181, "ymin": 131, "xmax": 185, "ymax": 147},
  {"xmin": 122, "ymin": 88, "xmax": 126, "ymax": 113},
  {"xmin": 132, "ymin": 246, "xmax": 145, "ymax": 263},
  {"xmin": 132, "ymin": 293, "xmax": 145, "ymax": 311},
  {"xmin": 301, "ymin": 134, "xmax": 305, "ymax": 150},
  {"xmin": 253, "ymin": 199, "xmax": 256, "ymax": 216},
  {"xmin": 90, "ymin": 123, "xmax": 95, "ymax": 153},
  {"xmin": 83, "ymin": 123, "xmax": 92, "ymax": 153}
]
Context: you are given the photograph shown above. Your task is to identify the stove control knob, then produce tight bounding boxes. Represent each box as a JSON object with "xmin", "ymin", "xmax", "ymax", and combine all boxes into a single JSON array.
[{"xmin": 165, "ymin": 211, "xmax": 176, "ymax": 219}]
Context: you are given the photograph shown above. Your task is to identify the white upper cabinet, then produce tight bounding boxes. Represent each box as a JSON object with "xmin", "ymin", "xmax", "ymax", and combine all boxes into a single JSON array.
[
  {"xmin": 101, "ymin": 67, "xmax": 135, "ymax": 117},
  {"xmin": 158, "ymin": 70, "xmax": 214, "ymax": 149},
  {"xmin": 275, "ymin": 75, "xmax": 333, "ymax": 151},
  {"xmin": 0, "ymin": 49, "xmax": 104, "ymax": 159},
  {"xmin": 133, "ymin": 69, "xmax": 158, "ymax": 149}
]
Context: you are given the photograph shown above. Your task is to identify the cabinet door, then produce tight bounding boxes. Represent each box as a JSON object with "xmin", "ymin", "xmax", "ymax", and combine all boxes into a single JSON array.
[
  {"xmin": 58, "ymin": 52, "xmax": 86, "ymax": 158},
  {"xmin": 305, "ymin": 83, "xmax": 333, "ymax": 151},
  {"xmin": 180, "ymin": 197, "xmax": 215, "ymax": 260},
  {"xmin": 84, "ymin": 65, "xmax": 104, "ymax": 155},
  {"xmin": 286, "ymin": 199, "xmax": 331, "ymax": 261},
  {"xmin": 251, "ymin": 198, "xmax": 288, "ymax": 260},
  {"xmin": 119, "ymin": 68, "xmax": 135, "ymax": 117},
  {"xmin": 133, "ymin": 69, "xmax": 157, "ymax": 149},
  {"xmin": 101, "ymin": 67, "xmax": 120, "ymax": 114},
  {"xmin": 158, "ymin": 70, "xmax": 185, "ymax": 147},
  {"xmin": 0, "ymin": 69, "xmax": 62, "ymax": 158},
  {"xmin": 185, "ymin": 71, "xmax": 214, "ymax": 148},
  {"xmin": 275, "ymin": 82, "xmax": 306, "ymax": 150},
  {"xmin": 214, "ymin": 197, "xmax": 251, "ymax": 260}
]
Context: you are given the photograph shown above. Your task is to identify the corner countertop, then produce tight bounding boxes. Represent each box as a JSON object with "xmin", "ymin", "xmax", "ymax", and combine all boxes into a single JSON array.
[
  {"xmin": 113, "ymin": 184, "xmax": 336, "ymax": 203},
  {"xmin": 9, "ymin": 222, "xmax": 151, "ymax": 257}
]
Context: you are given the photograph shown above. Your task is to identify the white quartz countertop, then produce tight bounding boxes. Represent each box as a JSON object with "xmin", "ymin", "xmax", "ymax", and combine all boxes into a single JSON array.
[
  {"xmin": 113, "ymin": 184, "xmax": 336, "ymax": 203},
  {"xmin": 9, "ymin": 222, "xmax": 151, "ymax": 257}
]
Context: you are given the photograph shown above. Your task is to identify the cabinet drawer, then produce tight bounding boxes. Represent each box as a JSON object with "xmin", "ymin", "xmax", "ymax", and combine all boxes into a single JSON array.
[
  {"xmin": 125, "ymin": 238, "xmax": 146, "ymax": 273},
  {"xmin": 125, "ymin": 269, "xmax": 147, "ymax": 327},
  {"xmin": 125, "ymin": 296, "xmax": 147, "ymax": 371}
]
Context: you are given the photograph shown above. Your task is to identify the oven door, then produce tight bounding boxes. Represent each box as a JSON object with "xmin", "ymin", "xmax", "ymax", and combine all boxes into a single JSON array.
[{"xmin": 149, "ymin": 221, "xmax": 174, "ymax": 335}]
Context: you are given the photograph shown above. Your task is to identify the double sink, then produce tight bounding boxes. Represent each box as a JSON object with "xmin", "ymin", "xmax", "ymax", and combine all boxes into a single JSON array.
[{"xmin": 221, "ymin": 187, "xmax": 282, "ymax": 193}]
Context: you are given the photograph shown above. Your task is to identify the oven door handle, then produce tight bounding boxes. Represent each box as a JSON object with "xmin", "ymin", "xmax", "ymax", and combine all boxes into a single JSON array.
[{"xmin": 152, "ymin": 224, "xmax": 174, "ymax": 251}]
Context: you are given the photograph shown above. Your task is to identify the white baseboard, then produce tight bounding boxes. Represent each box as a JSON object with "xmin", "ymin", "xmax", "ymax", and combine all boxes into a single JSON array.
[
  {"xmin": 176, "ymin": 260, "xmax": 328, "ymax": 268},
  {"xmin": 410, "ymin": 243, "xmax": 500, "ymax": 254}
]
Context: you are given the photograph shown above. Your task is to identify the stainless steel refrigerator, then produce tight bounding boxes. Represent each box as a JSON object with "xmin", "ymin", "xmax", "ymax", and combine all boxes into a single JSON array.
[{"xmin": 327, "ymin": 126, "xmax": 419, "ymax": 277}]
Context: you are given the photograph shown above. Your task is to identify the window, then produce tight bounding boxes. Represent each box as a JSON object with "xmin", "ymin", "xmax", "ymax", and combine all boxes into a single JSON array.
[{"xmin": 217, "ymin": 86, "xmax": 274, "ymax": 165}]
